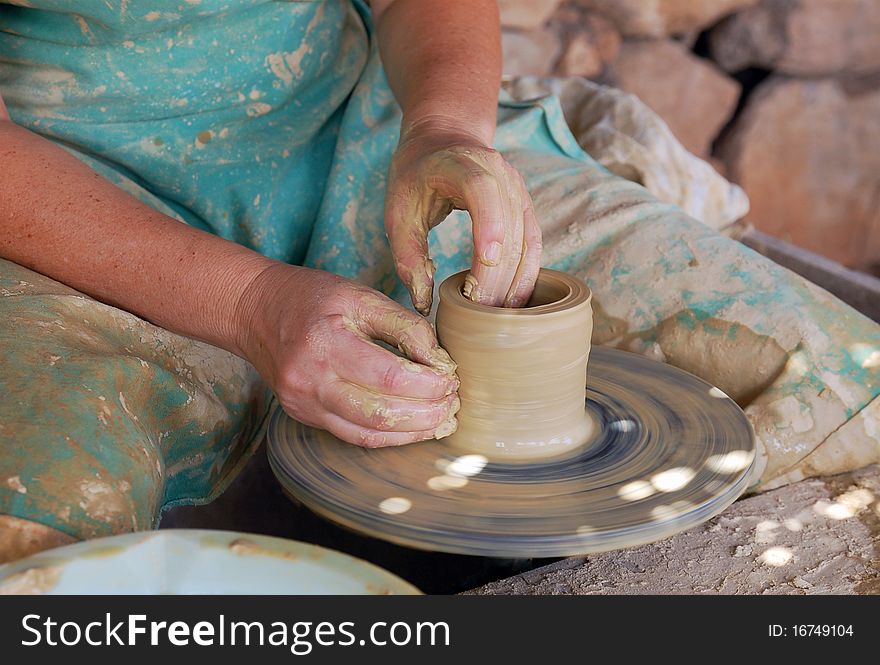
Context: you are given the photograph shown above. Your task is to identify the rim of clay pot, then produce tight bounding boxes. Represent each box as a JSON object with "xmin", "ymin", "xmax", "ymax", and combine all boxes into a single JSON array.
[{"xmin": 439, "ymin": 268, "xmax": 591, "ymax": 316}]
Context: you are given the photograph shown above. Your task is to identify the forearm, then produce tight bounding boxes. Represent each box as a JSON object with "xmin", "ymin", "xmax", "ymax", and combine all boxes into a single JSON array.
[
  {"xmin": 0, "ymin": 119, "xmax": 276, "ymax": 356},
  {"xmin": 372, "ymin": 0, "xmax": 501, "ymax": 145}
]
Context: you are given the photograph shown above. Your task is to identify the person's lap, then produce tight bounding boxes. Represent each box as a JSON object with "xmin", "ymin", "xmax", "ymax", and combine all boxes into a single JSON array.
[
  {"xmin": 0, "ymin": 258, "xmax": 270, "ymax": 554},
  {"xmin": 2, "ymin": 90, "xmax": 877, "ymax": 555}
]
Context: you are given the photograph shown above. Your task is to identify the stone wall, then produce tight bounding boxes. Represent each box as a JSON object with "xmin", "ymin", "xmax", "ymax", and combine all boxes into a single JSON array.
[{"xmin": 499, "ymin": 0, "xmax": 880, "ymax": 276}]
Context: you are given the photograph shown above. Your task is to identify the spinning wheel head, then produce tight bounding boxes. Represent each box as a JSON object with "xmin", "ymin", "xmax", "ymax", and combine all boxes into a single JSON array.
[{"xmin": 268, "ymin": 347, "xmax": 755, "ymax": 558}]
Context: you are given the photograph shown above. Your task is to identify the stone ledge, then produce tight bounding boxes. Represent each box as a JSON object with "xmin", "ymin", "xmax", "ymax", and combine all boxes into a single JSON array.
[{"xmin": 465, "ymin": 465, "xmax": 880, "ymax": 595}]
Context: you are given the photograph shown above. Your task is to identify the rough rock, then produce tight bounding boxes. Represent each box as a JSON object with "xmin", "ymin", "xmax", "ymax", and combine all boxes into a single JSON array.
[
  {"xmin": 575, "ymin": 0, "xmax": 759, "ymax": 37},
  {"xmin": 498, "ymin": 0, "xmax": 565, "ymax": 30},
  {"xmin": 555, "ymin": 13, "xmax": 622, "ymax": 78},
  {"xmin": 501, "ymin": 28, "xmax": 561, "ymax": 76},
  {"xmin": 466, "ymin": 465, "xmax": 880, "ymax": 594},
  {"xmin": 606, "ymin": 39, "xmax": 741, "ymax": 156},
  {"xmin": 710, "ymin": 0, "xmax": 880, "ymax": 76},
  {"xmin": 718, "ymin": 76, "xmax": 880, "ymax": 271}
]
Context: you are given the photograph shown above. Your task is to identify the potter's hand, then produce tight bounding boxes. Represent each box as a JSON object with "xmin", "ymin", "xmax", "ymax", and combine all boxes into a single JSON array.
[
  {"xmin": 385, "ymin": 125, "xmax": 542, "ymax": 314},
  {"xmin": 237, "ymin": 264, "xmax": 460, "ymax": 447}
]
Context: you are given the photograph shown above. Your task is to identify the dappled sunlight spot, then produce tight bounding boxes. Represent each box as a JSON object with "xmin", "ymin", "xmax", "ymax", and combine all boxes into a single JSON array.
[
  {"xmin": 708, "ymin": 387, "xmax": 729, "ymax": 399},
  {"xmin": 785, "ymin": 351, "xmax": 810, "ymax": 377},
  {"xmin": 651, "ymin": 467, "xmax": 695, "ymax": 492},
  {"xmin": 813, "ymin": 500, "xmax": 854, "ymax": 520},
  {"xmin": 575, "ymin": 525, "xmax": 595, "ymax": 535},
  {"xmin": 379, "ymin": 497, "xmax": 412, "ymax": 515},
  {"xmin": 758, "ymin": 546, "xmax": 793, "ymax": 567},
  {"xmin": 650, "ymin": 501, "xmax": 695, "ymax": 521},
  {"xmin": 755, "ymin": 520, "xmax": 780, "ymax": 544},
  {"xmin": 618, "ymin": 480, "xmax": 654, "ymax": 501},
  {"xmin": 813, "ymin": 490, "xmax": 874, "ymax": 521},
  {"xmin": 611, "ymin": 419, "xmax": 635, "ymax": 433},
  {"xmin": 650, "ymin": 505, "xmax": 677, "ymax": 521},
  {"xmin": 783, "ymin": 518, "xmax": 803, "ymax": 532},
  {"xmin": 706, "ymin": 450, "xmax": 754, "ymax": 474},
  {"xmin": 446, "ymin": 454, "xmax": 488, "ymax": 478},
  {"xmin": 427, "ymin": 475, "xmax": 468, "ymax": 491},
  {"xmin": 835, "ymin": 488, "xmax": 874, "ymax": 512},
  {"xmin": 849, "ymin": 343, "xmax": 880, "ymax": 369}
]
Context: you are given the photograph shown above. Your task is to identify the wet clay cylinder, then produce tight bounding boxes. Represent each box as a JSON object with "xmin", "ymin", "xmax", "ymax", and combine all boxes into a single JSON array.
[{"xmin": 436, "ymin": 269, "xmax": 594, "ymax": 462}]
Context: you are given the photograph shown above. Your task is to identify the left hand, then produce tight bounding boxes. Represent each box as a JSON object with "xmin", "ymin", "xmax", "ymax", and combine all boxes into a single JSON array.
[{"xmin": 384, "ymin": 124, "xmax": 542, "ymax": 315}]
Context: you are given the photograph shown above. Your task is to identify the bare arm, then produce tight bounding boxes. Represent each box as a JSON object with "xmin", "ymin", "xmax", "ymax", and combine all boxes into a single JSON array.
[
  {"xmin": 371, "ymin": 0, "xmax": 541, "ymax": 310},
  {"xmin": 0, "ymin": 111, "xmax": 272, "ymax": 356},
  {"xmin": 0, "ymin": 93, "xmax": 457, "ymax": 445},
  {"xmin": 371, "ymin": 0, "xmax": 501, "ymax": 145}
]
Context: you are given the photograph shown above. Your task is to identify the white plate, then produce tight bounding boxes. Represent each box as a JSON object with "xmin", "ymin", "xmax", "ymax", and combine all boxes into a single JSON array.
[{"xmin": 0, "ymin": 529, "xmax": 420, "ymax": 595}]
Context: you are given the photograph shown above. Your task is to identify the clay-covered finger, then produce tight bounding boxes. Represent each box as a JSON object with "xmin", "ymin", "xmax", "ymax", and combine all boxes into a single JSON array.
[
  {"xmin": 384, "ymin": 186, "xmax": 435, "ymax": 315},
  {"xmin": 320, "ymin": 411, "xmax": 457, "ymax": 449},
  {"xmin": 333, "ymin": 330, "xmax": 458, "ymax": 399},
  {"xmin": 504, "ymin": 194, "xmax": 542, "ymax": 307},
  {"xmin": 320, "ymin": 379, "xmax": 459, "ymax": 432},
  {"xmin": 448, "ymin": 163, "xmax": 523, "ymax": 307},
  {"xmin": 354, "ymin": 296, "xmax": 457, "ymax": 375}
]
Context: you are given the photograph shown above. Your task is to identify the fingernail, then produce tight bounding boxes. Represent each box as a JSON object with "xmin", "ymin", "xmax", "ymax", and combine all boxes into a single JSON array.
[
  {"xmin": 410, "ymin": 286, "xmax": 430, "ymax": 315},
  {"xmin": 445, "ymin": 376, "xmax": 460, "ymax": 396},
  {"xmin": 432, "ymin": 347, "xmax": 457, "ymax": 373},
  {"xmin": 481, "ymin": 241, "xmax": 503, "ymax": 266},
  {"xmin": 450, "ymin": 395, "xmax": 461, "ymax": 414},
  {"xmin": 434, "ymin": 416, "xmax": 458, "ymax": 439}
]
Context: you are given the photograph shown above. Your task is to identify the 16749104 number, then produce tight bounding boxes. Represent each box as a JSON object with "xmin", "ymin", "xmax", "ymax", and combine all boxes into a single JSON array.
[{"xmin": 769, "ymin": 625, "xmax": 854, "ymax": 637}]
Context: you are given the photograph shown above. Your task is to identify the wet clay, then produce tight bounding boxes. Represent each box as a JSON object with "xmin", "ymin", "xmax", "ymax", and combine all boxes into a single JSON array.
[{"xmin": 435, "ymin": 269, "xmax": 594, "ymax": 461}]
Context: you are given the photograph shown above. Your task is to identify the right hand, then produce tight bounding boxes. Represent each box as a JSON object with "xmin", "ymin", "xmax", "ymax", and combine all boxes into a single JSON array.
[{"xmin": 235, "ymin": 263, "xmax": 460, "ymax": 447}]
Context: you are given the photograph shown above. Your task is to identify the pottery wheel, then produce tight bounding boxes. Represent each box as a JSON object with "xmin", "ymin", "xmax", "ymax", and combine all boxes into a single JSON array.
[{"xmin": 268, "ymin": 347, "xmax": 756, "ymax": 558}]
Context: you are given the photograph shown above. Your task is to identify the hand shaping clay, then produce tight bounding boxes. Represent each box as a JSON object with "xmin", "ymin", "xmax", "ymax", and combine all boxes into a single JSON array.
[
  {"xmin": 436, "ymin": 269, "xmax": 594, "ymax": 461},
  {"xmin": 268, "ymin": 270, "xmax": 756, "ymax": 558}
]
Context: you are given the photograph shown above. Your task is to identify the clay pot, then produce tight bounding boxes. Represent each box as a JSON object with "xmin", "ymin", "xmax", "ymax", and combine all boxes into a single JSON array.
[{"xmin": 436, "ymin": 268, "xmax": 594, "ymax": 462}]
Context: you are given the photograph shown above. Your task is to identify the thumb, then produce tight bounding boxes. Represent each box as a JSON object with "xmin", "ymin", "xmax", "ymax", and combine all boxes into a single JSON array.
[{"xmin": 355, "ymin": 292, "xmax": 457, "ymax": 376}]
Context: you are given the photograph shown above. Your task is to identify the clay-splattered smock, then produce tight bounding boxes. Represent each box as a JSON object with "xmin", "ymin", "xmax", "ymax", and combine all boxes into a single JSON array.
[{"xmin": 1, "ymin": 1, "xmax": 878, "ymax": 540}]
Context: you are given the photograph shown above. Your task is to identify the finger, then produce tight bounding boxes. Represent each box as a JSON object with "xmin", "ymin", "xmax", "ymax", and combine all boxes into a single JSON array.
[
  {"xmin": 321, "ymin": 411, "xmax": 458, "ymax": 449},
  {"xmin": 504, "ymin": 192, "xmax": 543, "ymax": 307},
  {"xmin": 354, "ymin": 294, "xmax": 458, "ymax": 375},
  {"xmin": 320, "ymin": 379, "xmax": 459, "ymax": 432},
  {"xmin": 333, "ymin": 330, "xmax": 458, "ymax": 399},
  {"xmin": 435, "ymin": 161, "xmax": 523, "ymax": 307},
  {"xmin": 384, "ymin": 185, "xmax": 437, "ymax": 316}
]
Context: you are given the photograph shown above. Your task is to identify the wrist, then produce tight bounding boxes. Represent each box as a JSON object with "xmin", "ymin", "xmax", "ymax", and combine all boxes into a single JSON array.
[
  {"xmin": 226, "ymin": 257, "xmax": 286, "ymax": 363},
  {"xmin": 399, "ymin": 113, "xmax": 495, "ymax": 150}
]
